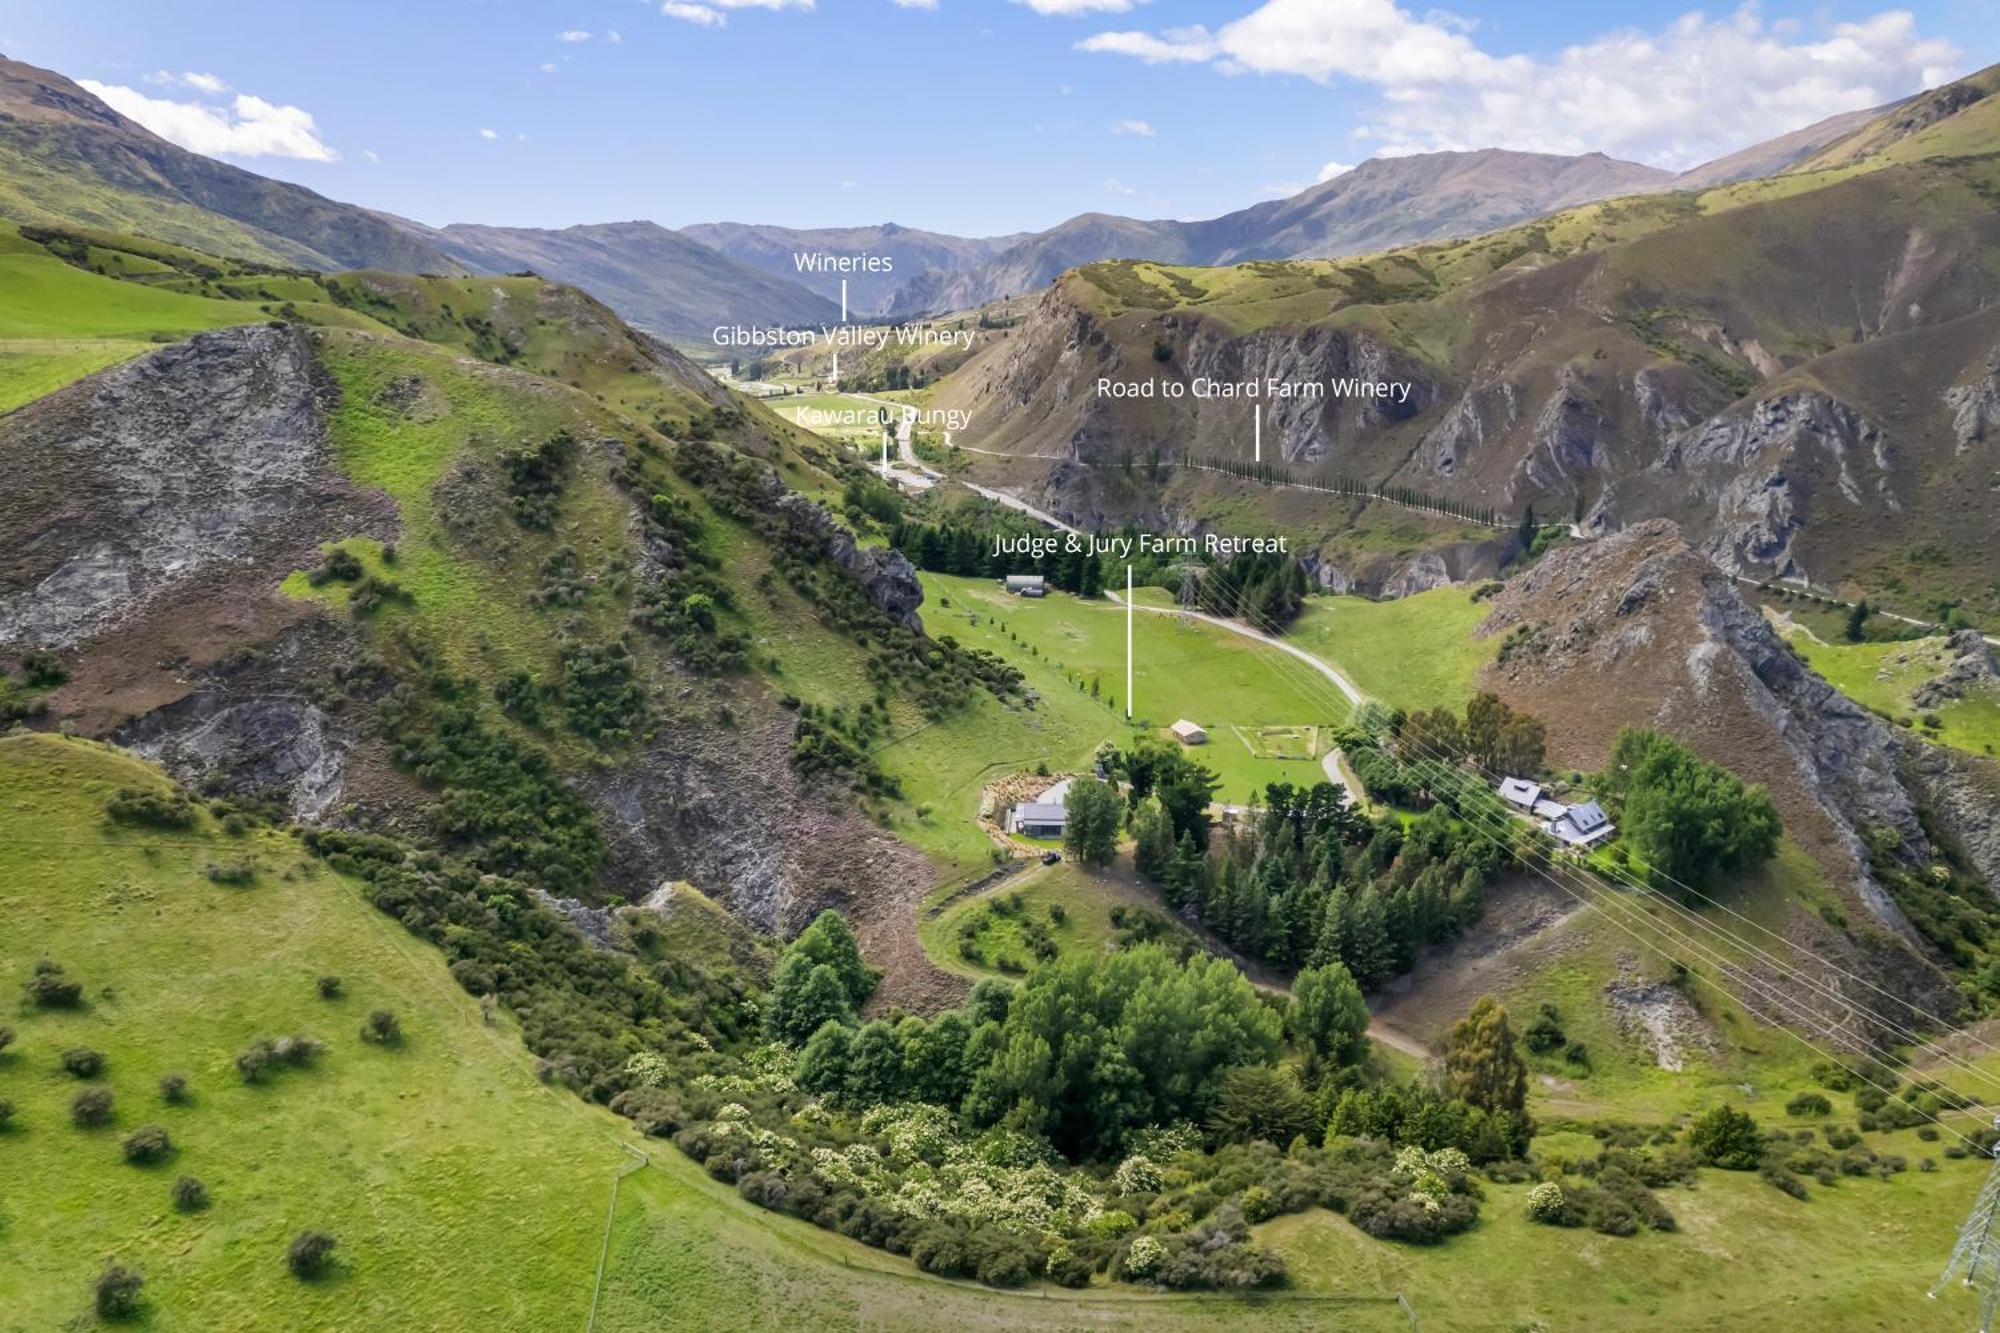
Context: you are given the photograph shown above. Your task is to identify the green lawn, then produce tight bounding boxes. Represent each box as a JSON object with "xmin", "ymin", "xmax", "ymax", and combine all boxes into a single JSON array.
[
  {"xmin": 758, "ymin": 392, "xmax": 898, "ymax": 448},
  {"xmin": 1262, "ymin": 1148, "xmax": 1989, "ymax": 1331},
  {"xmin": 0, "ymin": 229, "xmax": 251, "ymax": 341},
  {"xmin": 918, "ymin": 860, "xmax": 1195, "ymax": 980},
  {"xmin": 1289, "ymin": 586, "xmax": 1499, "ymax": 714},
  {"xmin": 922, "ymin": 575, "xmax": 1346, "ymax": 806},
  {"xmin": 0, "ymin": 733, "xmax": 641, "ymax": 1330},
  {"xmin": 0, "ymin": 228, "xmax": 260, "ymax": 413}
]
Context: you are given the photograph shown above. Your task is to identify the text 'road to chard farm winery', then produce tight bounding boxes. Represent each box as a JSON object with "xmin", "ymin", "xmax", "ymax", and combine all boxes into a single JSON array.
[{"xmin": 1095, "ymin": 376, "xmax": 1414, "ymax": 403}]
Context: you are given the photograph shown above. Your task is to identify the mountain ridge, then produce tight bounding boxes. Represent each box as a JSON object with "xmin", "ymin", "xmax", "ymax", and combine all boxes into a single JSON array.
[{"xmin": 0, "ymin": 53, "xmax": 458, "ymax": 274}]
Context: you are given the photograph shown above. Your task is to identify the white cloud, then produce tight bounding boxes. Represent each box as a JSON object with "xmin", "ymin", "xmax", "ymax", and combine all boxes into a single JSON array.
[
  {"xmin": 1079, "ymin": 2, "xmax": 1962, "ymax": 169},
  {"xmin": 541, "ymin": 62, "xmax": 560, "ymax": 73},
  {"xmin": 558, "ymin": 29, "xmax": 592, "ymax": 42},
  {"xmin": 663, "ymin": 0, "xmax": 813, "ymax": 25},
  {"xmin": 1018, "ymin": 0, "xmax": 1141, "ymax": 14},
  {"xmin": 479, "ymin": 127, "xmax": 499, "ymax": 140},
  {"xmin": 362, "ymin": 148, "xmax": 380, "ymax": 164},
  {"xmin": 1317, "ymin": 160, "xmax": 1353, "ymax": 180},
  {"xmin": 79, "ymin": 80, "xmax": 339, "ymax": 161},
  {"xmin": 1103, "ymin": 177, "xmax": 1138, "ymax": 195},
  {"xmin": 1111, "ymin": 118, "xmax": 1155, "ymax": 137},
  {"xmin": 892, "ymin": 0, "xmax": 938, "ymax": 8},
  {"xmin": 663, "ymin": 1, "xmax": 725, "ymax": 24},
  {"xmin": 607, "ymin": 29, "xmax": 623, "ymax": 42},
  {"xmin": 142, "ymin": 69, "xmax": 230, "ymax": 95},
  {"xmin": 1076, "ymin": 25, "xmax": 1215, "ymax": 62}
]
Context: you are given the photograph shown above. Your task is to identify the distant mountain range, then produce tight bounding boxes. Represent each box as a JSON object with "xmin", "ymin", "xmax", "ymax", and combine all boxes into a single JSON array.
[
  {"xmin": 0, "ymin": 50, "xmax": 1937, "ymax": 339},
  {"xmin": 678, "ymin": 221, "xmax": 1029, "ymax": 317},
  {"xmin": 413, "ymin": 219, "xmax": 842, "ymax": 337}
]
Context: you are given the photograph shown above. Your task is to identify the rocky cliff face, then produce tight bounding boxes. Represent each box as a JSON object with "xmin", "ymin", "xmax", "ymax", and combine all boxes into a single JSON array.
[
  {"xmin": 774, "ymin": 493, "xmax": 925, "ymax": 632},
  {"xmin": 0, "ymin": 326, "xmax": 342, "ymax": 647}
]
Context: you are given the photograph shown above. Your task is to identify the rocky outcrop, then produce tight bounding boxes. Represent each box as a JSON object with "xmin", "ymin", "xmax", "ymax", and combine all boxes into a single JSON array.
[
  {"xmin": 1695, "ymin": 569, "xmax": 1933, "ymax": 885},
  {"xmin": 1945, "ymin": 356, "xmax": 2000, "ymax": 455},
  {"xmin": 1901, "ymin": 746, "xmax": 2000, "ymax": 895},
  {"xmin": 1661, "ymin": 391, "xmax": 1899, "ymax": 579},
  {"xmin": 576, "ymin": 707, "xmax": 935, "ymax": 939},
  {"xmin": 773, "ymin": 493, "xmax": 925, "ymax": 632},
  {"xmin": 1477, "ymin": 520, "xmax": 1972, "ymax": 1039},
  {"xmin": 1482, "ymin": 520, "xmax": 1938, "ymax": 933},
  {"xmin": 1909, "ymin": 631, "xmax": 2000, "ymax": 711},
  {"xmin": 0, "ymin": 325, "xmax": 330, "ymax": 648},
  {"xmin": 120, "ymin": 693, "xmax": 347, "ymax": 819},
  {"xmin": 1520, "ymin": 368, "xmax": 1608, "ymax": 492}
]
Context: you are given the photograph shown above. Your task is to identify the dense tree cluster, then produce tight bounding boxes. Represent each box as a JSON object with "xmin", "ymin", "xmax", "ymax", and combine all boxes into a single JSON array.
[
  {"xmin": 1599, "ymin": 729, "xmax": 1781, "ymax": 893},
  {"xmin": 1188, "ymin": 550, "xmax": 1310, "ymax": 629},
  {"xmin": 1131, "ymin": 765, "xmax": 1507, "ymax": 989},
  {"xmin": 1393, "ymin": 692, "xmax": 1547, "ymax": 778},
  {"xmin": 889, "ymin": 517, "xmax": 1106, "ymax": 597},
  {"xmin": 764, "ymin": 912, "xmax": 881, "ymax": 1045}
]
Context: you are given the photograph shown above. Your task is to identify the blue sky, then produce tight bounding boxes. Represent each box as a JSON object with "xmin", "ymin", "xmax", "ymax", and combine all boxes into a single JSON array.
[{"xmin": 4, "ymin": 0, "xmax": 1995, "ymax": 237}]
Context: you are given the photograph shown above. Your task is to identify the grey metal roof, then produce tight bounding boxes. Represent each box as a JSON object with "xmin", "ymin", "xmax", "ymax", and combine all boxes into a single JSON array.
[
  {"xmin": 1568, "ymin": 800, "xmax": 1608, "ymax": 830},
  {"xmin": 1014, "ymin": 802, "xmax": 1067, "ymax": 823}
]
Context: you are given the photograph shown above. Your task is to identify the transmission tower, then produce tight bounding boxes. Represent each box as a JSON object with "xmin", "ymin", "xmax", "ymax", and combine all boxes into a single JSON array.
[{"xmin": 1933, "ymin": 1116, "xmax": 2000, "ymax": 1330}]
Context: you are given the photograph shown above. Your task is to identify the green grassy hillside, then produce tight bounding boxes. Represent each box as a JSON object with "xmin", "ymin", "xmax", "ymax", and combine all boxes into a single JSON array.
[
  {"xmin": 1784, "ymin": 632, "xmax": 2000, "ymax": 758},
  {"xmin": 0, "ymin": 732, "xmax": 1424, "ymax": 1331}
]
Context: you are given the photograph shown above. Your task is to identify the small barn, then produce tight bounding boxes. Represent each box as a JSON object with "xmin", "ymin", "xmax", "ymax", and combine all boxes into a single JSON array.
[{"xmin": 1170, "ymin": 719, "xmax": 1207, "ymax": 746}]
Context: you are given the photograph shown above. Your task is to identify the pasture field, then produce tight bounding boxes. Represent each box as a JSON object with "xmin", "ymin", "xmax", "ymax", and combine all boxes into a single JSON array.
[
  {"xmin": 921, "ymin": 574, "xmax": 1344, "ymax": 805},
  {"xmin": 1289, "ymin": 586, "xmax": 1498, "ymax": 715}
]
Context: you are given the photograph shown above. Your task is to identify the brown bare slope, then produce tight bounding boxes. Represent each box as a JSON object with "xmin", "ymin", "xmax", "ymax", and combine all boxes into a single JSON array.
[{"xmin": 1474, "ymin": 519, "xmax": 1977, "ymax": 1031}]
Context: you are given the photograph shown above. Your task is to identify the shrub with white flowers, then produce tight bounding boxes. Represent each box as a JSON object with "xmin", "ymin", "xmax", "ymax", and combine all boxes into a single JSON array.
[
  {"xmin": 1112, "ymin": 1153, "xmax": 1164, "ymax": 1196},
  {"xmin": 1123, "ymin": 1234, "xmax": 1165, "ymax": 1279},
  {"xmin": 623, "ymin": 1051, "xmax": 671, "ymax": 1089},
  {"xmin": 1526, "ymin": 1181, "xmax": 1568, "ymax": 1224}
]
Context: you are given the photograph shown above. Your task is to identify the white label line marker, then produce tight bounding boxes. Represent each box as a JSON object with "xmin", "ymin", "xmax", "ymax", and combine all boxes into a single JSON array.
[
  {"xmin": 840, "ymin": 278, "xmax": 848, "ymax": 324},
  {"xmin": 1254, "ymin": 403, "xmax": 1262, "ymax": 463},
  {"xmin": 1125, "ymin": 564, "xmax": 1134, "ymax": 720}
]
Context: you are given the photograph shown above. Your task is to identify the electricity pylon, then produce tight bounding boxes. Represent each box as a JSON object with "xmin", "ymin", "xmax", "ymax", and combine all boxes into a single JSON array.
[{"xmin": 1933, "ymin": 1116, "xmax": 2000, "ymax": 1331}]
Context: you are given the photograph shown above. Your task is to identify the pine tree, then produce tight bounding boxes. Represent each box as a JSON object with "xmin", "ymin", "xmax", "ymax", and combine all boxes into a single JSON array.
[
  {"xmin": 1844, "ymin": 598, "xmax": 1871, "ymax": 642},
  {"xmin": 1444, "ymin": 995, "xmax": 1528, "ymax": 1117}
]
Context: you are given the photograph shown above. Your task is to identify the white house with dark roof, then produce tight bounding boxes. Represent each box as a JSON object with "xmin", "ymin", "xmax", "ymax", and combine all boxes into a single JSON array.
[{"xmin": 1547, "ymin": 799, "xmax": 1616, "ymax": 848}]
